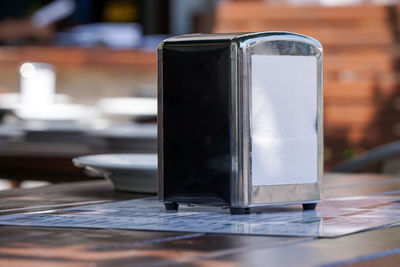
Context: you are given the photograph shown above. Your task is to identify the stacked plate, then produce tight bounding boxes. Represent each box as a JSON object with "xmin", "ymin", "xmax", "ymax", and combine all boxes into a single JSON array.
[
  {"xmin": 86, "ymin": 123, "xmax": 157, "ymax": 153},
  {"xmin": 97, "ymin": 97, "xmax": 157, "ymax": 121},
  {"xmin": 0, "ymin": 124, "xmax": 24, "ymax": 146},
  {"xmin": 22, "ymin": 120, "xmax": 89, "ymax": 143}
]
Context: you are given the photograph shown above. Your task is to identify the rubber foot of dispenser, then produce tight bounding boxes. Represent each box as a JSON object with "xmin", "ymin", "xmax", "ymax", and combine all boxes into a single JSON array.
[
  {"xmin": 229, "ymin": 207, "xmax": 250, "ymax": 214},
  {"xmin": 302, "ymin": 203, "xmax": 317, "ymax": 210},
  {"xmin": 164, "ymin": 202, "xmax": 179, "ymax": 210}
]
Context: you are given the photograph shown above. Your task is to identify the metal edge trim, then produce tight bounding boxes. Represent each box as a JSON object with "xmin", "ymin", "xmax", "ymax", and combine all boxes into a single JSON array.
[
  {"xmin": 236, "ymin": 34, "xmax": 323, "ymax": 205},
  {"xmin": 230, "ymin": 38, "xmax": 250, "ymax": 208},
  {"xmin": 317, "ymin": 43, "xmax": 324, "ymax": 201},
  {"xmin": 236, "ymin": 31, "xmax": 322, "ymax": 50},
  {"xmin": 157, "ymin": 42, "xmax": 164, "ymax": 201},
  {"xmin": 229, "ymin": 41, "xmax": 243, "ymax": 207}
]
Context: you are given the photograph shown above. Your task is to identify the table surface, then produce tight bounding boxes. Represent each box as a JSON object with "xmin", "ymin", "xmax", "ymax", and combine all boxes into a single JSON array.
[{"xmin": 0, "ymin": 173, "xmax": 399, "ymax": 267}]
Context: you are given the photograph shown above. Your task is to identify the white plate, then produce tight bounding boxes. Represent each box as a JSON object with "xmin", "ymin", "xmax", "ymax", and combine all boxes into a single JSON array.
[
  {"xmin": 22, "ymin": 120, "xmax": 86, "ymax": 133},
  {"xmin": 0, "ymin": 124, "xmax": 24, "ymax": 138},
  {"xmin": 0, "ymin": 93, "xmax": 71, "ymax": 110},
  {"xmin": 87, "ymin": 122, "xmax": 157, "ymax": 138},
  {"xmin": 14, "ymin": 104, "xmax": 92, "ymax": 121},
  {"xmin": 73, "ymin": 154, "xmax": 157, "ymax": 193},
  {"xmin": 98, "ymin": 97, "xmax": 156, "ymax": 119},
  {"xmin": 0, "ymin": 93, "xmax": 92, "ymax": 121}
]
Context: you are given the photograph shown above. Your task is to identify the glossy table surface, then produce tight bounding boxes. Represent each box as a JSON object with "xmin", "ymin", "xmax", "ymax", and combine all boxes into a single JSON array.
[{"xmin": 0, "ymin": 173, "xmax": 399, "ymax": 267}]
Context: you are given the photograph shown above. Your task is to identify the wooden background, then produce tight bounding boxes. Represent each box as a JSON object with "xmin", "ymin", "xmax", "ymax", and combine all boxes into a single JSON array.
[
  {"xmin": 214, "ymin": 2, "xmax": 400, "ymax": 169},
  {"xmin": 0, "ymin": 2, "xmax": 399, "ymax": 171}
]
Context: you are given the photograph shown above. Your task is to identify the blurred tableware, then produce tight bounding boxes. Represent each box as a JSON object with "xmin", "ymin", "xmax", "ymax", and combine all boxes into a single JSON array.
[
  {"xmin": 0, "ymin": 124, "xmax": 24, "ymax": 154},
  {"xmin": 19, "ymin": 62, "xmax": 56, "ymax": 107},
  {"xmin": 86, "ymin": 122, "xmax": 157, "ymax": 153},
  {"xmin": 2, "ymin": 62, "xmax": 94, "ymax": 122},
  {"xmin": 14, "ymin": 103, "xmax": 93, "ymax": 122},
  {"xmin": 73, "ymin": 154, "xmax": 157, "ymax": 193},
  {"xmin": 0, "ymin": 91, "xmax": 89, "ymax": 122},
  {"xmin": 0, "ymin": 120, "xmax": 94, "ymax": 156},
  {"xmin": 0, "ymin": 124, "xmax": 24, "ymax": 140},
  {"xmin": 22, "ymin": 120, "xmax": 87, "ymax": 143},
  {"xmin": 98, "ymin": 97, "xmax": 157, "ymax": 121},
  {"xmin": 0, "ymin": 93, "xmax": 71, "ymax": 110}
]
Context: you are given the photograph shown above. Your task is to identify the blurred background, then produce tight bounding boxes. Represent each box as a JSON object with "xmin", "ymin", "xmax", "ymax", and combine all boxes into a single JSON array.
[{"xmin": 0, "ymin": 0, "xmax": 399, "ymax": 190}]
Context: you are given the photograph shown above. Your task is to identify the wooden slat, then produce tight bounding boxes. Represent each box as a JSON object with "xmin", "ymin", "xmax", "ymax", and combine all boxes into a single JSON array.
[
  {"xmin": 325, "ymin": 124, "xmax": 399, "ymax": 145},
  {"xmin": 0, "ymin": 46, "xmax": 157, "ymax": 68},
  {"xmin": 325, "ymin": 102, "xmax": 400, "ymax": 126},
  {"xmin": 214, "ymin": 1, "xmax": 400, "ymax": 157},
  {"xmin": 324, "ymin": 80, "xmax": 397, "ymax": 100},
  {"xmin": 215, "ymin": 21, "xmax": 391, "ymax": 33},
  {"xmin": 214, "ymin": 25, "xmax": 394, "ymax": 46},
  {"xmin": 216, "ymin": 3, "xmax": 390, "ymax": 21},
  {"xmin": 216, "ymin": 20, "xmax": 390, "ymax": 31},
  {"xmin": 214, "ymin": 3, "xmax": 395, "ymax": 47}
]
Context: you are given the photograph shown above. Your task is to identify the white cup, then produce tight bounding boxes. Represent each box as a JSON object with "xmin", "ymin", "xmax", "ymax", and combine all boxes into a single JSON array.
[{"xmin": 19, "ymin": 62, "xmax": 56, "ymax": 107}]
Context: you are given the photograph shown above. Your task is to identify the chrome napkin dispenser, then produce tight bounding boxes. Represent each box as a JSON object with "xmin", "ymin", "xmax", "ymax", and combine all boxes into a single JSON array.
[{"xmin": 158, "ymin": 32, "xmax": 323, "ymax": 214}]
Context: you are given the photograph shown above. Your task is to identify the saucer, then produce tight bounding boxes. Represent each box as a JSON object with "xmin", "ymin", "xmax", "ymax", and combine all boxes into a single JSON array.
[{"xmin": 73, "ymin": 154, "xmax": 157, "ymax": 193}]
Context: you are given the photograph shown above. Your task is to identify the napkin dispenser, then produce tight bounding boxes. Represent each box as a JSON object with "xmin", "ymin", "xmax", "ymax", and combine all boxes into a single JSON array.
[{"xmin": 158, "ymin": 32, "xmax": 323, "ymax": 214}]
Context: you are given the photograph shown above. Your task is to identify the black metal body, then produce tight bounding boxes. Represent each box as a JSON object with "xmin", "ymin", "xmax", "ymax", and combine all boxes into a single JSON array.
[{"xmin": 160, "ymin": 38, "xmax": 232, "ymax": 206}]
